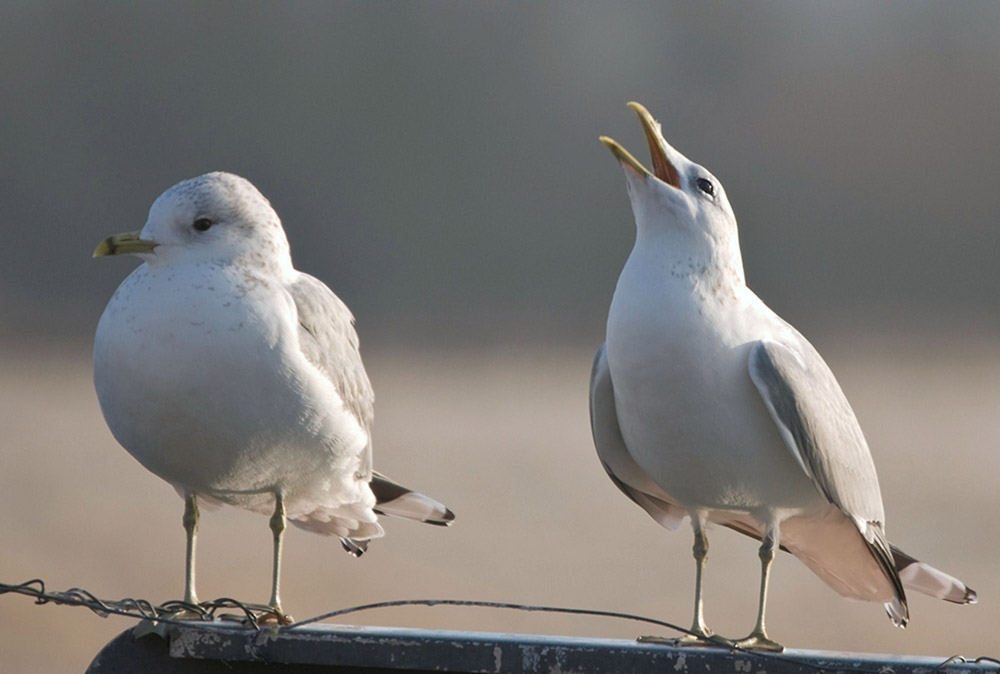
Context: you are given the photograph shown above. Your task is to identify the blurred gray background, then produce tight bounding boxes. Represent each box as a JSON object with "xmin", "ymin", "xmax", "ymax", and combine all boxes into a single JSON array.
[
  {"xmin": 4, "ymin": 1, "xmax": 999, "ymax": 344},
  {"xmin": 1, "ymin": 3, "xmax": 998, "ymax": 673}
]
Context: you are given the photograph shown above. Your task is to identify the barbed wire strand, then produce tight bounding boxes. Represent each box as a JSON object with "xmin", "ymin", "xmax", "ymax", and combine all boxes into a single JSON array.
[{"xmin": 1, "ymin": 579, "xmax": 993, "ymax": 674}]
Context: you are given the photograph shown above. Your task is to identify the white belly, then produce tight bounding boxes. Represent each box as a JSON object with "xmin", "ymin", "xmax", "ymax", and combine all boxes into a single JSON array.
[
  {"xmin": 606, "ymin": 269, "xmax": 822, "ymax": 518},
  {"xmin": 93, "ymin": 263, "xmax": 368, "ymax": 515}
]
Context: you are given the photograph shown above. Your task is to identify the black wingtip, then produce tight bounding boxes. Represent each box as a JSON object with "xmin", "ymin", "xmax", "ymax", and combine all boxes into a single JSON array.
[{"xmin": 427, "ymin": 507, "xmax": 456, "ymax": 526}]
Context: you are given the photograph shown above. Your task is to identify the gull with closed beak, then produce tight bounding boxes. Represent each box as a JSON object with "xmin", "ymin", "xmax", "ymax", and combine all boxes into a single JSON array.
[{"xmin": 94, "ymin": 172, "xmax": 454, "ymax": 623}]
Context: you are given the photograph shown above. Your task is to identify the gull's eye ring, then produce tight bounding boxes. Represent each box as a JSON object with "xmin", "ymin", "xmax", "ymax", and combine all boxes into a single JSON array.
[
  {"xmin": 192, "ymin": 218, "xmax": 213, "ymax": 232},
  {"xmin": 696, "ymin": 177, "xmax": 715, "ymax": 197}
]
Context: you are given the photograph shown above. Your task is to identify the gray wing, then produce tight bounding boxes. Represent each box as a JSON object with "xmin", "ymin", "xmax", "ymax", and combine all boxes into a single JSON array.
[
  {"xmin": 288, "ymin": 272, "xmax": 375, "ymax": 441},
  {"xmin": 748, "ymin": 337, "xmax": 907, "ymax": 618},
  {"xmin": 590, "ymin": 343, "xmax": 687, "ymax": 530},
  {"xmin": 288, "ymin": 274, "xmax": 460, "ymax": 553},
  {"xmin": 748, "ymin": 338, "xmax": 884, "ymax": 522}
]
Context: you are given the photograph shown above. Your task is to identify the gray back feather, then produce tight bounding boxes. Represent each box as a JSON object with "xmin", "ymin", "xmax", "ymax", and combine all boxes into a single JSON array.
[
  {"xmin": 748, "ymin": 338, "xmax": 907, "ymax": 621},
  {"xmin": 748, "ymin": 338, "xmax": 885, "ymax": 524},
  {"xmin": 288, "ymin": 273, "xmax": 375, "ymax": 432}
]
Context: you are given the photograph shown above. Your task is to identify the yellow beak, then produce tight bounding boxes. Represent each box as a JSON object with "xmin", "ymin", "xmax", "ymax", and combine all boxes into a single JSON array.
[
  {"xmin": 600, "ymin": 101, "xmax": 682, "ymax": 189},
  {"xmin": 93, "ymin": 231, "xmax": 158, "ymax": 257}
]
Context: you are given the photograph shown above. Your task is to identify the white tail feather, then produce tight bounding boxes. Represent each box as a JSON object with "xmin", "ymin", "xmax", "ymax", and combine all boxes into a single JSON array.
[
  {"xmin": 376, "ymin": 491, "xmax": 454, "ymax": 525},
  {"xmin": 370, "ymin": 471, "xmax": 455, "ymax": 526},
  {"xmin": 898, "ymin": 558, "xmax": 978, "ymax": 604}
]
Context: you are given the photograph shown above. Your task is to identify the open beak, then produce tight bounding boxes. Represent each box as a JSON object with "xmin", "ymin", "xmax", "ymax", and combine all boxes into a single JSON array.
[
  {"xmin": 600, "ymin": 101, "xmax": 682, "ymax": 189},
  {"xmin": 93, "ymin": 231, "xmax": 158, "ymax": 257}
]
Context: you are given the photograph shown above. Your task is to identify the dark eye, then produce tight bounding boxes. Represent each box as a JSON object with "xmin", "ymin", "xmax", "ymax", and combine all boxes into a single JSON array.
[
  {"xmin": 696, "ymin": 177, "xmax": 715, "ymax": 196},
  {"xmin": 192, "ymin": 217, "xmax": 213, "ymax": 232}
]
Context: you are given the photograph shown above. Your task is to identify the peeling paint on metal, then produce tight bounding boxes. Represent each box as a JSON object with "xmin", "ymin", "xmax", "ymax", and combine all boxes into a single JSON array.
[{"xmin": 522, "ymin": 645, "xmax": 541, "ymax": 672}]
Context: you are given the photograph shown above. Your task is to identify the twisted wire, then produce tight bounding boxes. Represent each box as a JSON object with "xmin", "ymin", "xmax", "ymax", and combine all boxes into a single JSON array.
[{"xmin": 1, "ymin": 578, "xmax": 994, "ymax": 674}]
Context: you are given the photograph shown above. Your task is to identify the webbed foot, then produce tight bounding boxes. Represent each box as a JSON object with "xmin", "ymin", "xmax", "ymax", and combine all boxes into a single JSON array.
[{"xmin": 733, "ymin": 630, "xmax": 784, "ymax": 652}]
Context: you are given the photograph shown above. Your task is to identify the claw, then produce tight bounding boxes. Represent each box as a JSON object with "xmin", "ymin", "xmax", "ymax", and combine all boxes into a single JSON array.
[{"xmin": 257, "ymin": 608, "xmax": 294, "ymax": 625}]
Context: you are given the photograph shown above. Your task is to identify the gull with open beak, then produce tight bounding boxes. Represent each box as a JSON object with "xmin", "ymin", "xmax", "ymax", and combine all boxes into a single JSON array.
[
  {"xmin": 591, "ymin": 102, "xmax": 976, "ymax": 650},
  {"xmin": 93, "ymin": 172, "xmax": 454, "ymax": 622}
]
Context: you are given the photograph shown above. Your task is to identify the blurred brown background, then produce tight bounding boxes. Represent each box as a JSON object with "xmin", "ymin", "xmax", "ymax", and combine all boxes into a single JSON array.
[{"xmin": 1, "ymin": 3, "xmax": 998, "ymax": 672}]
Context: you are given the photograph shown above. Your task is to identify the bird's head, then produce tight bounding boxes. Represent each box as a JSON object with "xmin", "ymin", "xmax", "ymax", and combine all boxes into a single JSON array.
[
  {"xmin": 601, "ymin": 103, "xmax": 739, "ymax": 259},
  {"xmin": 94, "ymin": 172, "xmax": 293, "ymax": 274}
]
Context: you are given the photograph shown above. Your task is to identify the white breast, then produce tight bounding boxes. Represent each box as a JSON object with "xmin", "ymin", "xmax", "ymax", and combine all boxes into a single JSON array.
[
  {"xmin": 93, "ymin": 262, "xmax": 369, "ymax": 513},
  {"xmin": 605, "ymin": 251, "xmax": 822, "ymax": 517}
]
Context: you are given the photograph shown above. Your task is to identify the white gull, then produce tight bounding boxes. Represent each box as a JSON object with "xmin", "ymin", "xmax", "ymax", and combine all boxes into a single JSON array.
[
  {"xmin": 94, "ymin": 172, "xmax": 453, "ymax": 622},
  {"xmin": 592, "ymin": 103, "xmax": 975, "ymax": 650}
]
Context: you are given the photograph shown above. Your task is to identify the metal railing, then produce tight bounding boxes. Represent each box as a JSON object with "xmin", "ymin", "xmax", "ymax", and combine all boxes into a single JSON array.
[
  {"xmin": 87, "ymin": 620, "xmax": 999, "ymax": 674},
  {"xmin": 2, "ymin": 579, "xmax": 995, "ymax": 674}
]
